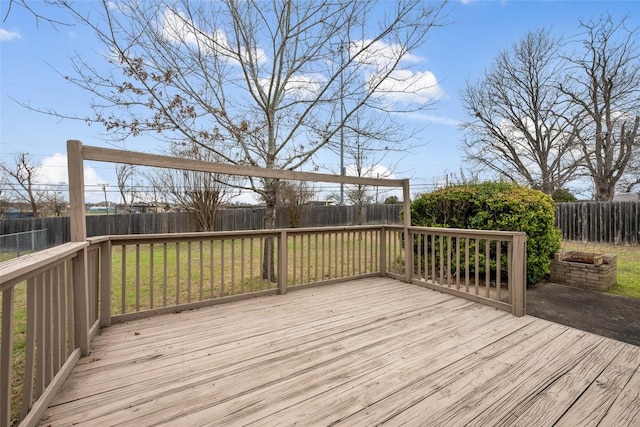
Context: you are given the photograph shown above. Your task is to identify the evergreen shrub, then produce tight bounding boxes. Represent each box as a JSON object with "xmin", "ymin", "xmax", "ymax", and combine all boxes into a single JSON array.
[{"xmin": 410, "ymin": 182, "xmax": 561, "ymax": 286}]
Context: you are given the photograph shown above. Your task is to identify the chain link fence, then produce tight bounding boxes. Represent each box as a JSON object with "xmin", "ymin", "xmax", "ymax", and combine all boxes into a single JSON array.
[{"xmin": 0, "ymin": 229, "xmax": 48, "ymax": 261}]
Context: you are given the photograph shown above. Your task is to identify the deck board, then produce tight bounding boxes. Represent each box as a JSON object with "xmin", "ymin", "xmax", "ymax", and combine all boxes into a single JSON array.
[{"xmin": 39, "ymin": 277, "xmax": 640, "ymax": 426}]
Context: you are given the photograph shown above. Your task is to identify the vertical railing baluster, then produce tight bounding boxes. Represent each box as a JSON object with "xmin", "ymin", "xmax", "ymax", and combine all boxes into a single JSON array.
[
  {"xmin": 21, "ymin": 278, "xmax": 36, "ymax": 418},
  {"xmin": 307, "ymin": 234, "xmax": 311, "ymax": 283},
  {"xmin": 220, "ymin": 240, "xmax": 225, "ymax": 296},
  {"xmin": 314, "ymin": 233, "xmax": 319, "ymax": 282},
  {"xmin": 249, "ymin": 238, "xmax": 254, "ymax": 292},
  {"xmin": 163, "ymin": 243, "xmax": 168, "ymax": 307},
  {"xmin": 36, "ymin": 273, "xmax": 44, "ymax": 396},
  {"xmin": 176, "ymin": 242, "xmax": 181, "ymax": 305},
  {"xmin": 465, "ymin": 238, "xmax": 470, "ymax": 293},
  {"xmin": 240, "ymin": 238, "xmax": 245, "ymax": 294},
  {"xmin": 210, "ymin": 240, "xmax": 215, "ymax": 298},
  {"xmin": 135, "ymin": 244, "xmax": 140, "ymax": 311},
  {"xmin": 121, "ymin": 245, "xmax": 127, "ymax": 314},
  {"xmin": 187, "ymin": 241, "xmax": 192, "ymax": 303},
  {"xmin": 485, "ymin": 240, "xmax": 491, "ymax": 298},
  {"xmin": 199, "ymin": 241, "xmax": 204, "ymax": 301},
  {"xmin": 44, "ymin": 270, "xmax": 53, "ymax": 386},
  {"xmin": 149, "ymin": 243, "xmax": 154, "ymax": 310},
  {"xmin": 497, "ymin": 240, "xmax": 502, "ymax": 301},
  {"xmin": 475, "ymin": 239, "xmax": 480, "ymax": 295}
]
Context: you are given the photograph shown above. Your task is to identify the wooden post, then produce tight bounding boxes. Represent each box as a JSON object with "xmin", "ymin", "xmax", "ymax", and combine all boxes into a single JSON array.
[
  {"xmin": 511, "ymin": 234, "xmax": 527, "ymax": 317},
  {"xmin": 67, "ymin": 140, "xmax": 86, "ymax": 243},
  {"xmin": 278, "ymin": 231, "xmax": 287, "ymax": 295},
  {"xmin": 100, "ymin": 240, "xmax": 112, "ymax": 327},
  {"xmin": 67, "ymin": 140, "xmax": 90, "ymax": 355},
  {"xmin": 402, "ymin": 180, "xmax": 412, "ymax": 282}
]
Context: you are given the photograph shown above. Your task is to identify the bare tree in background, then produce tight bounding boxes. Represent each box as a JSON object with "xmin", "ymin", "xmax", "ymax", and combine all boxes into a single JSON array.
[
  {"xmin": 2, "ymin": 0, "xmax": 69, "ymax": 26},
  {"xmin": 116, "ymin": 164, "xmax": 139, "ymax": 213},
  {"xmin": 0, "ymin": 152, "xmax": 42, "ymax": 216},
  {"xmin": 26, "ymin": 0, "xmax": 447, "ymax": 279},
  {"xmin": 337, "ymin": 111, "xmax": 405, "ymax": 224},
  {"xmin": 560, "ymin": 15, "xmax": 640, "ymax": 201},
  {"xmin": 462, "ymin": 29, "xmax": 580, "ymax": 195},
  {"xmin": 277, "ymin": 181, "xmax": 315, "ymax": 228},
  {"xmin": 41, "ymin": 189, "xmax": 67, "ymax": 216},
  {"xmin": 617, "ymin": 158, "xmax": 640, "ymax": 194},
  {"xmin": 147, "ymin": 141, "xmax": 228, "ymax": 231}
]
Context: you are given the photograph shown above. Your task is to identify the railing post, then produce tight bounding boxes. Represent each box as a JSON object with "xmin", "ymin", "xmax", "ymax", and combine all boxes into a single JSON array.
[
  {"xmin": 100, "ymin": 240, "xmax": 112, "ymax": 327},
  {"xmin": 68, "ymin": 140, "xmax": 91, "ymax": 355},
  {"xmin": 402, "ymin": 180, "xmax": 412, "ymax": 282},
  {"xmin": 380, "ymin": 227, "xmax": 387, "ymax": 276},
  {"xmin": 511, "ymin": 234, "xmax": 527, "ymax": 317},
  {"xmin": 278, "ymin": 231, "xmax": 287, "ymax": 295}
]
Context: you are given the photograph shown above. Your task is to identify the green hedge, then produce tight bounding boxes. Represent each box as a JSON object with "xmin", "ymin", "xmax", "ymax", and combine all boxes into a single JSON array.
[{"xmin": 410, "ymin": 182, "xmax": 561, "ymax": 285}]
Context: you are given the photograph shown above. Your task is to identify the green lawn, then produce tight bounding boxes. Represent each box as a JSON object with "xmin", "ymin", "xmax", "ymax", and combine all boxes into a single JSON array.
[{"xmin": 559, "ymin": 241, "xmax": 640, "ymax": 299}]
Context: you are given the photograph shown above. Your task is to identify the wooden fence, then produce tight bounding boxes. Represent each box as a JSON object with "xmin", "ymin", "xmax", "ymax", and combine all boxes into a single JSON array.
[
  {"xmin": 0, "ymin": 204, "xmax": 403, "ymax": 249},
  {"xmin": 555, "ymin": 201, "xmax": 639, "ymax": 245}
]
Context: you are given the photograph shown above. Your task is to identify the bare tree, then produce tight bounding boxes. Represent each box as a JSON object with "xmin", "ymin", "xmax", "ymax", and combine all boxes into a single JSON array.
[
  {"xmin": 0, "ymin": 152, "xmax": 42, "ymax": 216},
  {"xmin": 41, "ymin": 189, "xmax": 68, "ymax": 216},
  {"xmin": 33, "ymin": 0, "xmax": 447, "ymax": 279},
  {"xmin": 147, "ymin": 141, "xmax": 228, "ymax": 231},
  {"xmin": 617, "ymin": 157, "xmax": 640, "ymax": 194},
  {"xmin": 330, "ymin": 109, "xmax": 406, "ymax": 224},
  {"xmin": 277, "ymin": 181, "xmax": 315, "ymax": 228},
  {"xmin": 462, "ymin": 29, "xmax": 580, "ymax": 195},
  {"xmin": 116, "ymin": 164, "xmax": 139, "ymax": 213},
  {"xmin": 2, "ymin": 0, "xmax": 70, "ymax": 26},
  {"xmin": 560, "ymin": 15, "xmax": 640, "ymax": 201}
]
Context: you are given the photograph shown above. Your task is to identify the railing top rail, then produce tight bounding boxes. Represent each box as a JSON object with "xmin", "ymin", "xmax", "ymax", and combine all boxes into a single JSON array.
[
  {"xmin": 385, "ymin": 225, "xmax": 527, "ymax": 240},
  {"xmin": 81, "ymin": 144, "xmax": 405, "ymax": 188},
  {"xmin": 94, "ymin": 225, "xmax": 387, "ymax": 245},
  {"xmin": 0, "ymin": 241, "xmax": 88, "ymax": 292}
]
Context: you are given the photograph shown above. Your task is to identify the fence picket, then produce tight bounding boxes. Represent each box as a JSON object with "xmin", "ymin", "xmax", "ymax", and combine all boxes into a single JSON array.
[{"xmin": 555, "ymin": 201, "xmax": 639, "ymax": 245}]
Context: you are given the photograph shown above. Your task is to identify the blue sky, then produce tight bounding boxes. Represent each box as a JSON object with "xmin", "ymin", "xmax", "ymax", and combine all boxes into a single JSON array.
[{"xmin": 1, "ymin": 0, "xmax": 638, "ymax": 203}]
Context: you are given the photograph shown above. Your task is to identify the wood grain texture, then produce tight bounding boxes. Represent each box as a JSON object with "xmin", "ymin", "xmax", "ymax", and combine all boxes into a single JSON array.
[{"xmin": 36, "ymin": 278, "xmax": 639, "ymax": 427}]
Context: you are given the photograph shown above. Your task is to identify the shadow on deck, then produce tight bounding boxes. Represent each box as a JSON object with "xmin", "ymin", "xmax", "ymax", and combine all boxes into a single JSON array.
[{"xmin": 39, "ymin": 277, "xmax": 639, "ymax": 426}]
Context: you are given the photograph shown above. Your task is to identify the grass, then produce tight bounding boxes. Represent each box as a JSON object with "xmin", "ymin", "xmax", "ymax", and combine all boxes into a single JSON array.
[{"xmin": 559, "ymin": 241, "xmax": 640, "ymax": 299}]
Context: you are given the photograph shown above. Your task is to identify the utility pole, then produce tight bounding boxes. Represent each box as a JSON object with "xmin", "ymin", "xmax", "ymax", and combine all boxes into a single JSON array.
[
  {"xmin": 339, "ymin": 44, "xmax": 345, "ymax": 206},
  {"xmin": 101, "ymin": 183, "xmax": 109, "ymax": 214}
]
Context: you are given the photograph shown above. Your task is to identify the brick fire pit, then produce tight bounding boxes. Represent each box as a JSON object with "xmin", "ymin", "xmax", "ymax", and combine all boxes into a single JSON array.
[{"xmin": 550, "ymin": 251, "xmax": 617, "ymax": 291}]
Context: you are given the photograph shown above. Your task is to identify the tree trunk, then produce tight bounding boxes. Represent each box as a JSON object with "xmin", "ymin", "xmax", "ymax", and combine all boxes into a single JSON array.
[
  {"xmin": 594, "ymin": 180, "xmax": 615, "ymax": 201},
  {"xmin": 261, "ymin": 179, "xmax": 278, "ymax": 282}
]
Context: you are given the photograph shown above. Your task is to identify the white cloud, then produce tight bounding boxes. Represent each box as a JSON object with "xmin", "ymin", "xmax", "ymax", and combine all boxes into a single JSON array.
[
  {"xmin": 0, "ymin": 28, "xmax": 21, "ymax": 41},
  {"xmin": 260, "ymin": 74, "xmax": 321, "ymax": 101},
  {"xmin": 350, "ymin": 39, "xmax": 421, "ymax": 71},
  {"xmin": 373, "ymin": 69, "xmax": 444, "ymax": 104},
  {"xmin": 344, "ymin": 163, "xmax": 403, "ymax": 202},
  {"xmin": 161, "ymin": 9, "xmax": 266, "ymax": 65},
  {"xmin": 37, "ymin": 153, "xmax": 110, "ymax": 203},
  {"xmin": 349, "ymin": 39, "xmax": 444, "ymax": 105},
  {"xmin": 402, "ymin": 112, "xmax": 460, "ymax": 126}
]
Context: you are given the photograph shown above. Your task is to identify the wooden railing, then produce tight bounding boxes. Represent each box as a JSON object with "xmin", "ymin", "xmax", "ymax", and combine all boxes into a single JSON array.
[
  {"xmin": 1, "ymin": 225, "xmax": 526, "ymax": 426},
  {"xmin": 90, "ymin": 226, "xmax": 385, "ymax": 325},
  {"xmin": 0, "ymin": 242, "xmax": 89, "ymax": 427},
  {"xmin": 386, "ymin": 226, "xmax": 527, "ymax": 316}
]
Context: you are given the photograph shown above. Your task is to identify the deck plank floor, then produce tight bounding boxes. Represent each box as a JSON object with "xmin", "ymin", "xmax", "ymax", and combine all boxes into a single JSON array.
[{"xmin": 39, "ymin": 278, "xmax": 640, "ymax": 426}]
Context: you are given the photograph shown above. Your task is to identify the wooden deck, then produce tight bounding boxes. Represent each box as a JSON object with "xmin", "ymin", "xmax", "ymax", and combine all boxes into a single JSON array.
[{"xmin": 39, "ymin": 278, "xmax": 640, "ymax": 426}]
